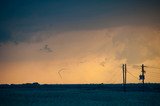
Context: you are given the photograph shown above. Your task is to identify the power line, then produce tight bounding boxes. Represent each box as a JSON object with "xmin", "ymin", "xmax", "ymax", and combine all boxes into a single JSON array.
[
  {"xmin": 113, "ymin": 70, "xmax": 122, "ymax": 84},
  {"xmin": 147, "ymin": 74, "xmax": 160, "ymax": 77},
  {"xmin": 108, "ymin": 70, "xmax": 121, "ymax": 84},
  {"xmin": 147, "ymin": 71, "xmax": 160, "ymax": 75},
  {"xmin": 106, "ymin": 70, "xmax": 119, "ymax": 83},
  {"xmin": 106, "ymin": 64, "xmax": 160, "ymax": 84},
  {"xmin": 126, "ymin": 71, "xmax": 139, "ymax": 80},
  {"xmin": 146, "ymin": 66, "xmax": 160, "ymax": 70}
]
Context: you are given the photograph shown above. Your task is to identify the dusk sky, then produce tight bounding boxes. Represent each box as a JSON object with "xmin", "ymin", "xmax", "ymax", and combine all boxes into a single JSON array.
[{"xmin": 0, "ymin": 0, "xmax": 160, "ymax": 84}]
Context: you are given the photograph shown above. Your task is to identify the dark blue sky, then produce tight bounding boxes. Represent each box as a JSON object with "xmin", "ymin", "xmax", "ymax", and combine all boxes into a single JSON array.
[{"xmin": 0, "ymin": 0, "xmax": 160, "ymax": 43}]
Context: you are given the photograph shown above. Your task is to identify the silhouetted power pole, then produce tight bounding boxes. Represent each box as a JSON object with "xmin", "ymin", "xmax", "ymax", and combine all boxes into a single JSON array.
[
  {"xmin": 122, "ymin": 64, "xmax": 125, "ymax": 85},
  {"xmin": 124, "ymin": 64, "xmax": 127, "ymax": 84},
  {"xmin": 139, "ymin": 64, "xmax": 146, "ymax": 84},
  {"xmin": 122, "ymin": 64, "xmax": 127, "ymax": 91}
]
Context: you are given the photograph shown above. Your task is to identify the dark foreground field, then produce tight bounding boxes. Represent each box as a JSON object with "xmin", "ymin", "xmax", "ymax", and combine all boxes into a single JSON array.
[{"xmin": 0, "ymin": 84, "xmax": 160, "ymax": 106}]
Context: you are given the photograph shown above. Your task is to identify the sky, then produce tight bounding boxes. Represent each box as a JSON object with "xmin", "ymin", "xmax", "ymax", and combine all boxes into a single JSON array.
[{"xmin": 0, "ymin": 0, "xmax": 160, "ymax": 84}]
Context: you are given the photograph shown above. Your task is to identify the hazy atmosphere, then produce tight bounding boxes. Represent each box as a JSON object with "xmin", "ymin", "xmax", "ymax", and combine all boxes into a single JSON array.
[{"xmin": 0, "ymin": 0, "xmax": 160, "ymax": 84}]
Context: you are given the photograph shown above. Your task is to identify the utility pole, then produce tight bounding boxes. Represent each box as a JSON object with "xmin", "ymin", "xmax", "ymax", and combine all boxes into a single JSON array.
[
  {"xmin": 124, "ymin": 64, "xmax": 127, "ymax": 84},
  {"xmin": 122, "ymin": 64, "xmax": 125, "ymax": 85},
  {"xmin": 122, "ymin": 64, "xmax": 127, "ymax": 91},
  {"xmin": 139, "ymin": 64, "xmax": 146, "ymax": 84}
]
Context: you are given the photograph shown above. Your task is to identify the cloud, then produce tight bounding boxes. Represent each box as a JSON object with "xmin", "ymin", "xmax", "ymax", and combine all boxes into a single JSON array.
[
  {"xmin": 100, "ymin": 58, "xmax": 107, "ymax": 67},
  {"xmin": 112, "ymin": 26, "xmax": 160, "ymax": 64},
  {"xmin": 0, "ymin": 0, "xmax": 160, "ymax": 44},
  {"xmin": 40, "ymin": 45, "xmax": 53, "ymax": 53},
  {"xmin": 0, "ymin": 26, "xmax": 160, "ymax": 83}
]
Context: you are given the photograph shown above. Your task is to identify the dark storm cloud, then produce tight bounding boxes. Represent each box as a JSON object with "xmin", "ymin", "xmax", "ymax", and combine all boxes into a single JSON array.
[{"xmin": 0, "ymin": 0, "xmax": 160, "ymax": 43}]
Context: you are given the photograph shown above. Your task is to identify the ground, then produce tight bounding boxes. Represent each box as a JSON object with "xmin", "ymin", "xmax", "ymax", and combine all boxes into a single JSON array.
[{"xmin": 0, "ymin": 84, "xmax": 160, "ymax": 106}]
